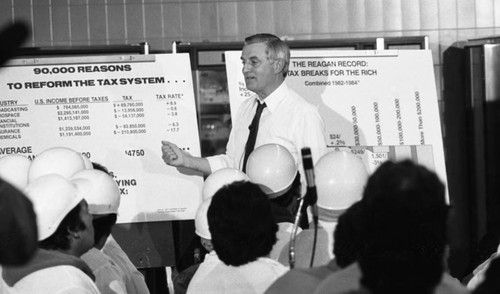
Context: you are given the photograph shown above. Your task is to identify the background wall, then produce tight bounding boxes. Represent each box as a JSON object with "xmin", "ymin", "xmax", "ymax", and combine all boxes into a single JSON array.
[
  {"xmin": 1, "ymin": 0, "xmax": 499, "ymax": 279},
  {"xmin": 1, "ymin": 0, "xmax": 500, "ymax": 103}
]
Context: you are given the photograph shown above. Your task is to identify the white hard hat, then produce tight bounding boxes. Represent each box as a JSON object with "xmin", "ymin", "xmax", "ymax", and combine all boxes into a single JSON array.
[
  {"xmin": 0, "ymin": 154, "xmax": 31, "ymax": 190},
  {"xmin": 195, "ymin": 198, "xmax": 212, "ymax": 240},
  {"xmin": 28, "ymin": 147, "xmax": 86, "ymax": 183},
  {"xmin": 202, "ymin": 168, "xmax": 249, "ymax": 200},
  {"xmin": 24, "ymin": 174, "xmax": 83, "ymax": 241},
  {"xmin": 246, "ymin": 144, "xmax": 298, "ymax": 198},
  {"xmin": 315, "ymin": 151, "xmax": 368, "ymax": 210},
  {"xmin": 71, "ymin": 169, "xmax": 120, "ymax": 215}
]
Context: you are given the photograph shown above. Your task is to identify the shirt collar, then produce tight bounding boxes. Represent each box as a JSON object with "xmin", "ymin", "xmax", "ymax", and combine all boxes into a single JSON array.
[{"xmin": 256, "ymin": 81, "xmax": 287, "ymax": 113}]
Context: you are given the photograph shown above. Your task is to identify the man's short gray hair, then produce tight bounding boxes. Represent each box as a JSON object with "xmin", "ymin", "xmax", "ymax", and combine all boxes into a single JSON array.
[{"xmin": 244, "ymin": 33, "xmax": 290, "ymax": 77}]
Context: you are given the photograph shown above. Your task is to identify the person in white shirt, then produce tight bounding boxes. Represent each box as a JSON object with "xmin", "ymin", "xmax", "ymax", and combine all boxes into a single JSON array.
[
  {"xmin": 187, "ymin": 181, "xmax": 288, "ymax": 294},
  {"xmin": 71, "ymin": 168, "xmax": 128, "ymax": 294},
  {"xmin": 174, "ymin": 168, "xmax": 250, "ymax": 294},
  {"xmin": 0, "ymin": 23, "xmax": 38, "ymax": 269},
  {"xmin": 84, "ymin": 162, "xmax": 150, "ymax": 294},
  {"xmin": 161, "ymin": 33, "xmax": 327, "ymax": 193},
  {"xmin": 276, "ymin": 151, "xmax": 368, "ymax": 268},
  {"xmin": 2, "ymin": 174, "xmax": 100, "ymax": 294},
  {"xmin": 102, "ymin": 236, "xmax": 150, "ymax": 294}
]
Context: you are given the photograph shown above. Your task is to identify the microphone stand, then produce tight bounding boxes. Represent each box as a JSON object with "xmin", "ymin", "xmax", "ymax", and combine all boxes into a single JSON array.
[
  {"xmin": 288, "ymin": 193, "xmax": 306, "ymax": 269},
  {"xmin": 310, "ymin": 208, "xmax": 319, "ymax": 268},
  {"xmin": 289, "ymin": 147, "xmax": 320, "ymax": 268}
]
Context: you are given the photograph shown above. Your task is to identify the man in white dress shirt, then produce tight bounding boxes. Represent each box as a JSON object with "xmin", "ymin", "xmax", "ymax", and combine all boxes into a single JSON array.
[{"xmin": 161, "ymin": 33, "xmax": 327, "ymax": 191}]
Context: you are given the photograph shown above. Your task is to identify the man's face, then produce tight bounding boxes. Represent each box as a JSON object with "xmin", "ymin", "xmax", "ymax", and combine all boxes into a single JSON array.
[
  {"xmin": 241, "ymin": 42, "xmax": 277, "ymax": 98},
  {"xmin": 76, "ymin": 200, "xmax": 95, "ymax": 255}
]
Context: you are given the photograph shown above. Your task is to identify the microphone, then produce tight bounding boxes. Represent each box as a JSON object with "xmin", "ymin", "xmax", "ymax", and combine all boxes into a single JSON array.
[{"xmin": 301, "ymin": 147, "xmax": 318, "ymax": 225}]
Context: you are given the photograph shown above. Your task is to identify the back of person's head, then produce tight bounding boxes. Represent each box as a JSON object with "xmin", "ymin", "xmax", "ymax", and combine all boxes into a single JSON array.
[
  {"xmin": 207, "ymin": 181, "xmax": 278, "ymax": 266},
  {"xmin": 0, "ymin": 23, "xmax": 37, "ymax": 265},
  {"xmin": 270, "ymin": 173, "xmax": 300, "ymax": 209},
  {"xmin": 202, "ymin": 168, "xmax": 249, "ymax": 201},
  {"xmin": 246, "ymin": 143, "xmax": 298, "ymax": 199},
  {"xmin": 244, "ymin": 33, "xmax": 290, "ymax": 77},
  {"xmin": 333, "ymin": 201, "xmax": 363, "ymax": 268},
  {"xmin": 71, "ymin": 169, "xmax": 120, "ymax": 216},
  {"xmin": 358, "ymin": 160, "xmax": 448, "ymax": 294},
  {"xmin": 315, "ymin": 151, "xmax": 368, "ymax": 222},
  {"xmin": 0, "ymin": 178, "xmax": 37, "ymax": 265}
]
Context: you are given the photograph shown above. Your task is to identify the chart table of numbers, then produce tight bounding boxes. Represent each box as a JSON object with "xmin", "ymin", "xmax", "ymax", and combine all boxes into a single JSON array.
[{"xmin": 0, "ymin": 53, "xmax": 203, "ymax": 223}]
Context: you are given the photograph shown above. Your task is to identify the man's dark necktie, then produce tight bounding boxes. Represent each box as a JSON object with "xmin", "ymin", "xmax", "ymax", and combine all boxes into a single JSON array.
[{"xmin": 242, "ymin": 101, "xmax": 266, "ymax": 173}]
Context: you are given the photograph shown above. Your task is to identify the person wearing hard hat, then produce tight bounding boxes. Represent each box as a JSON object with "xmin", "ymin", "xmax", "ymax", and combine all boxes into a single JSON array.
[
  {"xmin": 176, "ymin": 168, "xmax": 249, "ymax": 271},
  {"xmin": 175, "ymin": 198, "xmax": 222, "ymax": 294},
  {"xmin": 314, "ymin": 160, "xmax": 467, "ymax": 294},
  {"xmin": 245, "ymin": 144, "xmax": 304, "ymax": 261},
  {"xmin": 161, "ymin": 33, "xmax": 327, "ymax": 197},
  {"xmin": 174, "ymin": 168, "xmax": 249, "ymax": 294},
  {"xmin": 0, "ymin": 22, "xmax": 38, "ymax": 294},
  {"xmin": 0, "ymin": 154, "xmax": 37, "ymax": 294},
  {"xmin": 0, "ymin": 178, "xmax": 37, "ymax": 294},
  {"xmin": 266, "ymin": 201, "xmax": 364, "ymax": 294},
  {"xmin": 201, "ymin": 167, "xmax": 249, "ymax": 202},
  {"xmin": 28, "ymin": 146, "xmax": 89, "ymax": 183},
  {"xmin": 71, "ymin": 168, "xmax": 128, "ymax": 294},
  {"xmin": 90, "ymin": 162, "xmax": 150, "ymax": 294},
  {"xmin": 277, "ymin": 150, "xmax": 369, "ymax": 268},
  {"xmin": 0, "ymin": 178, "xmax": 38, "ymax": 280},
  {"xmin": 0, "ymin": 154, "xmax": 31, "ymax": 191},
  {"xmin": 0, "ymin": 154, "xmax": 37, "ymax": 266},
  {"xmin": 188, "ymin": 181, "xmax": 288, "ymax": 294},
  {"xmin": 1, "ymin": 174, "xmax": 99, "ymax": 293}
]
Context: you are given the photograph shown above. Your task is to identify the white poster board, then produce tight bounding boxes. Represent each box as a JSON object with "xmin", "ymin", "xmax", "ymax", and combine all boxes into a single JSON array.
[
  {"xmin": 226, "ymin": 50, "xmax": 448, "ymax": 187},
  {"xmin": 0, "ymin": 53, "xmax": 203, "ymax": 223}
]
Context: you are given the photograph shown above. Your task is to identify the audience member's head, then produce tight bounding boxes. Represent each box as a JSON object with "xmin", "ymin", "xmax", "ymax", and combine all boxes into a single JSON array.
[
  {"xmin": 0, "ymin": 178, "xmax": 37, "ymax": 265},
  {"xmin": 28, "ymin": 147, "xmax": 87, "ymax": 182},
  {"xmin": 25, "ymin": 174, "xmax": 94, "ymax": 257},
  {"xmin": 333, "ymin": 201, "xmax": 364, "ymax": 268},
  {"xmin": 0, "ymin": 154, "xmax": 31, "ymax": 190},
  {"xmin": 202, "ymin": 168, "xmax": 249, "ymax": 201},
  {"xmin": 246, "ymin": 143, "xmax": 298, "ymax": 199},
  {"xmin": 195, "ymin": 197, "xmax": 213, "ymax": 252},
  {"xmin": 0, "ymin": 22, "xmax": 35, "ymax": 266},
  {"xmin": 208, "ymin": 181, "xmax": 278, "ymax": 266},
  {"xmin": 71, "ymin": 168, "xmax": 120, "ymax": 249},
  {"xmin": 315, "ymin": 151, "xmax": 368, "ymax": 224},
  {"xmin": 357, "ymin": 160, "xmax": 448, "ymax": 294}
]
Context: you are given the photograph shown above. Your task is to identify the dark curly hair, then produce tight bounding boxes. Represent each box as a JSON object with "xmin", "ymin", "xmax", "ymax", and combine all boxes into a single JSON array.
[
  {"xmin": 207, "ymin": 181, "xmax": 278, "ymax": 266},
  {"xmin": 333, "ymin": 201, "xmax": 363, "ymax": 268},
  {"xmin": 358, "ymin": 160, "xmax": 449, "ymax": 294}
]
